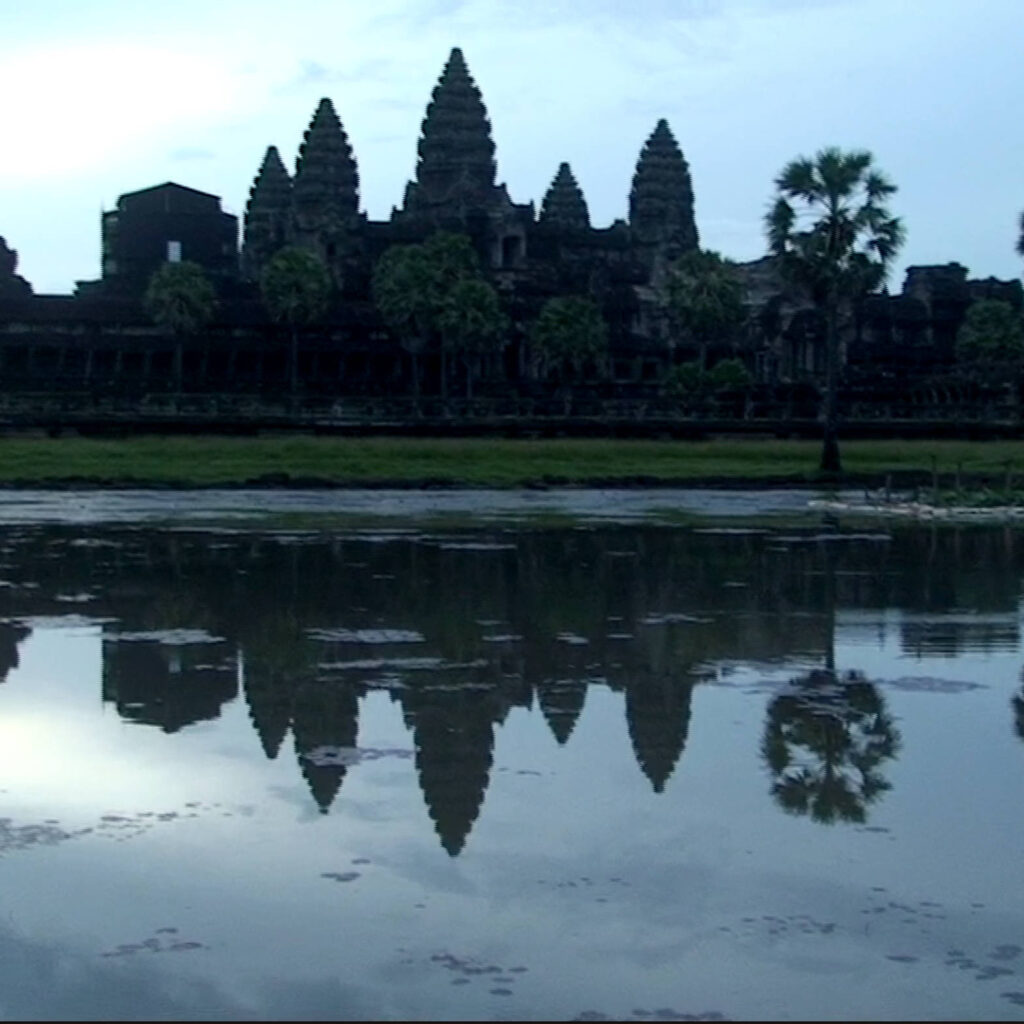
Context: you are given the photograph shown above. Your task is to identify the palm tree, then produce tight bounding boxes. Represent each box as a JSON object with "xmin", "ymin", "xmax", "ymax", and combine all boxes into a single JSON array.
[
  {"xmin": 436, "ymin": 278, "xmax": 507, "ymax": 400},
  {"xmin": 144, "ymin": 261, "xmax": 216, "ymax": 392},
  {"xmin": 765, "ymin": 148, "xmax": 905, "ymax": 473},
  {"xmin": 372, "ymin": 232, "xmax": 481, "ymax": 401},
  {"xmin": 260, "ymin": 246, "xmax": 331, "ymax": 397}
]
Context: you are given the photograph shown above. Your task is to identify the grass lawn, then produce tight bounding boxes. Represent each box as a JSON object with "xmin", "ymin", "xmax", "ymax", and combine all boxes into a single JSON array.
[{"xmin": 0, "ymin": 434, "xmax": 1023, "ymax": 487}]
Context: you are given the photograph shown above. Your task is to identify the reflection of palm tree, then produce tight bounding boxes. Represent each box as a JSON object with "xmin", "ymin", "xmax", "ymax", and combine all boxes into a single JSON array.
[
  {"xmin": 1012, "ymin": 672, "xmax": 1024, "ymax": 742},
  {"xmin": 761, "ymin": 669, "xmax": 900, "ymax": 824}
]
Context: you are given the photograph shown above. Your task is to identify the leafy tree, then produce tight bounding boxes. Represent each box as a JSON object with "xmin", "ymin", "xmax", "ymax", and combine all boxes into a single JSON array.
[
  {"xmin": 436, "ymin": 278, "xmax": 508, "ymax": 399},
  {"xmin": 372, "ymin": 232, "xmax": 492, "ymax": 399},
  {"xmin": 667, "ymin": 249, "xmax": 745, "ymax": 369},
  {"xmin": 707, "ymin": 357, "xmax": 752, "ymax": 391},
  {"xmin": 144, "ymin": 261, "xmax": 216, "ymax": 390},
  {"xmin": 766, "ymin": 147, "xmax": 905, "ymax": 473},
  {"xmin": 372, "ymin": 244, "xmax": 434, "ymax": 399},
  {"xmin": 422, "ymin": 233, "xmax": 482, "ymax": 398},
  {"xmin": 956, "ymin": 299, "xmax": 1024, "ymax": 369},
  {"xmin": 1017, "ymin": 211, "xmax": 1024, "ymax": 261},
  {"xmin": 529, "ymin": 296, "xmax": 608, "ymax": 382},
  {"xmin": 260, "ymin": 246, "xmax": 331, "ymax": 395},
  {"xmin": 666, "ymin": 359, "xmax": 706, "ymax": 399}
]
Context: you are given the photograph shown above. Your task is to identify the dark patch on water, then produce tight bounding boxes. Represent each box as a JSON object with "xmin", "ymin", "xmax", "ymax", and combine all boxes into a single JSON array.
[{"xmin": 100, "ymin": 928, "xmax": 206, "ymax": 957}]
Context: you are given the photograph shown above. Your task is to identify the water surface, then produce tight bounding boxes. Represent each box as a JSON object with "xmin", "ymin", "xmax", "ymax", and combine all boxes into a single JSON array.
[{"xmin": 0, "ymin": 491, "xmax": 1022, "ymax": 1020}]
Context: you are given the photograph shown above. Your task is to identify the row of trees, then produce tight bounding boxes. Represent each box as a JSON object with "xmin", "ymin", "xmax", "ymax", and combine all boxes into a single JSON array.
[{"xmin": 145, "ymin": 237, "xmax": 611, "ymax": 401}]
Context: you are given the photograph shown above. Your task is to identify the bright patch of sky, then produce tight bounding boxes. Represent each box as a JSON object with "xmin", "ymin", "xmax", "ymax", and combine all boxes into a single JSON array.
[{"xmin": 2, "ymin": 0, "xmax": 1021, "ymax": 293}]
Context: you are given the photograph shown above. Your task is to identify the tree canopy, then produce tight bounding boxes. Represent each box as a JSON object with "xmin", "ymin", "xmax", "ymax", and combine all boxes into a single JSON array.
[
  {"xmin": 144, "ymin": 261, "xmax": 216, "ymax": 337},
  {"xmin": 667, "ymin": 249, "xmax": 745, "ymax": 356},
  {"xmin": 372, "ymin": 232, "xmax": 481, "ymax": 349},
  {"xmin": 765, "ymin": 147, "xmax": 904, "ymax": 473},
  {"xmin": 956, "ymin": 299, "xmax": 1024, "ymax": 366},
  {"xmin": 529, "ymin": 296, "xmax": 609, "ymax": 379},
  {"xmin": 372, "ymin": 232, "xmax": 505, "ymax": 397},
  {"xmin": 260, "ymin": 246, "xmax": 331, "ymax": 328}
]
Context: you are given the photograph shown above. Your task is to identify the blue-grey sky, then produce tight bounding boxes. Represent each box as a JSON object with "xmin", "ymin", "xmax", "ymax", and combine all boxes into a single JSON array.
[{"xmin": 2, "ymin": 0, "xmax": 1022, "ymax": 294}]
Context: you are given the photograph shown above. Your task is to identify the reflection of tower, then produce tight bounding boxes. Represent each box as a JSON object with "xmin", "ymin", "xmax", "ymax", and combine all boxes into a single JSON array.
[
  {"xmin": 404, "ymin": 683, "xmax": 497, "ymax": 856},
  {"xmin": 101, "ymin": 634, "xmax": 238, "ymax": 733},
  {"xmin": 0, "ymin": 623, "xmax": 31, "ymax": 683},
  {"xmin": 292, "ymin": 683, "xmax": 360, "ymax": 814},
  {"xmin": 625, "ymin": 679, "xmax": 695, "ymax": 793},
  {"xmin": 243, "ymin": 656, "xmax": 300, "ymax": 760},
  {"xmin": 536, "ymin": 676, "xmax": 587, "ymax": 745}
]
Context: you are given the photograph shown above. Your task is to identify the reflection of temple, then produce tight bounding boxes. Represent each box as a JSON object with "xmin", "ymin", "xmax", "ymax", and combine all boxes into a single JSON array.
[
  {"xmin": 101, "ymin": 632, "xmax": 238, "ymax": 732},
  {"xmin": 0, "ymin": 622, "xmax": 31, "ymax": 684},
  {"xmin": 2, "ymin": 521, "xmax": 1022, "ymax": 850},
  {"xmin": 625, "ymin": 679, "xmax": 695, "ymax": 794}
]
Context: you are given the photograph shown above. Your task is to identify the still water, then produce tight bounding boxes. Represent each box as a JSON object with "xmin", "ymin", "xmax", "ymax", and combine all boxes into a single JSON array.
[{"xmin": 0, "ymin": 491, "xmax": 1022, "ymax": 1021}]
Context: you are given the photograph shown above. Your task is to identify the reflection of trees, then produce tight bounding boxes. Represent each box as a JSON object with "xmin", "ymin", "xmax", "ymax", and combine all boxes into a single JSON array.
[{"xmin": 761, "ymin": 669, "xmax": 901, "ymax": 824}]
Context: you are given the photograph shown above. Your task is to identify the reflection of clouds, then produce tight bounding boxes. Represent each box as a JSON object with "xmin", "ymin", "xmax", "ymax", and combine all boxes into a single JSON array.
[{"xmin": 0, "ymin": 919, "xmax": 376, "ymax": 1020}]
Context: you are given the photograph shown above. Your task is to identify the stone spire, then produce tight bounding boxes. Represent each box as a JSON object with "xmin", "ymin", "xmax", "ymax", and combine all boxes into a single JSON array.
[
  {"xmin": 241, "ymin": 145, "xmax": 293, "ymax": 282},
  {"xmin": 405, "ymin": 47, "xmax": 497, "ymax": 216},
  {"xmin": 539, "ymin": 163, "xmax": 590, "ymax": 231},
  {"xmin": 629, "ymin": 119, "xmax": 698, "ymax": 253},
  {"xmin": 292, "ymin": 97, "xmax": 360, "ymax": 237}
]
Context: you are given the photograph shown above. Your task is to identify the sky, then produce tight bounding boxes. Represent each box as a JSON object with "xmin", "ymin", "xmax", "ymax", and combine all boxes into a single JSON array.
[{"xmin": 1, "ymin": 0, "xmax": 1022, "ymax": 295}]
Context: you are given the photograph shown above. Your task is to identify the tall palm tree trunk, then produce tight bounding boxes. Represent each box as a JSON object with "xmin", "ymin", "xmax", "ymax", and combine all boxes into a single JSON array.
[{"xmin": 820, "ymin": 293, "xmax": 841, "ymax": 474}]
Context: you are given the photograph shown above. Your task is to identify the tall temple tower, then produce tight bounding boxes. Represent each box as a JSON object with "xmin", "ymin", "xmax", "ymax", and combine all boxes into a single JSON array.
[
  {"xmin": 241, "ymin": 145, "xmax": 292, "ymax": 283},
  {"xmin": 629, "ymin": 119, "xmax": 699, "ymax": 269},
  {"xmin": 402, "ymin": 47, "xmax": 496, "ymax": 220},
  {"xmin": 399, "ymin": 48, "xmax": 532, "ymax": 271},
  {"xmin": 539, "ymin": 163, "xmax": 591, "ymax": 232},
  {"xmin": 292, "ymin": 97, "xmax": 362, "ymax": 278}
]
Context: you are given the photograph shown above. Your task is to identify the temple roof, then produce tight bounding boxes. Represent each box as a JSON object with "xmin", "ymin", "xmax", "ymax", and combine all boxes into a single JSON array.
[
  {"xmin": 409, "ymin": 47, "xmax": 496, "ymax": 208},
  {"xmin": 629, "ymin": 119, "xmax": 698, "ymax": 251},
  {"xmin": 293, "ymin": 98, "xmax": 360, "ymax": 218},
  {"xmin": 539, "ymin": 163, "xmax": 591, "ymax": 231}
]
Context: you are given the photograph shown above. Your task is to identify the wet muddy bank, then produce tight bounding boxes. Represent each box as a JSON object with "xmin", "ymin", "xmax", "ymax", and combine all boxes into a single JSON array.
[{"xmin": 0, "ymin": 469, "xmax": 979, "ymax": 492}]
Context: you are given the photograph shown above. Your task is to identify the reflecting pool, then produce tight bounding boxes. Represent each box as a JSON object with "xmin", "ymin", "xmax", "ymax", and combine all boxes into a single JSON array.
[{"xmin": 0, "ymin": 492, "xmax": 1023, "ymax": 1020}]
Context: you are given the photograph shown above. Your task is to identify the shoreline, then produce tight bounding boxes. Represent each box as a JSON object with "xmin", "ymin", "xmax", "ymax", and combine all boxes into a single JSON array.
[{"xmin": 0, "ymin": 470, "xmax": 1002, "ymax": 492}]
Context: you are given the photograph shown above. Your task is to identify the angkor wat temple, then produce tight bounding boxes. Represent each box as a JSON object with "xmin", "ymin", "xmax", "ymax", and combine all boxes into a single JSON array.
[{"xmin": 0, "ymin": 46, "xmax": 1021, "ymax": 432}]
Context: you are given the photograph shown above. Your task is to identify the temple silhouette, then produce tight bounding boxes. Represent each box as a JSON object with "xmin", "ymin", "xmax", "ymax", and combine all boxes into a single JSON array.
[{"xmin": 0, "ymin": 47, "xmax": 1021, "ymax": 429}]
